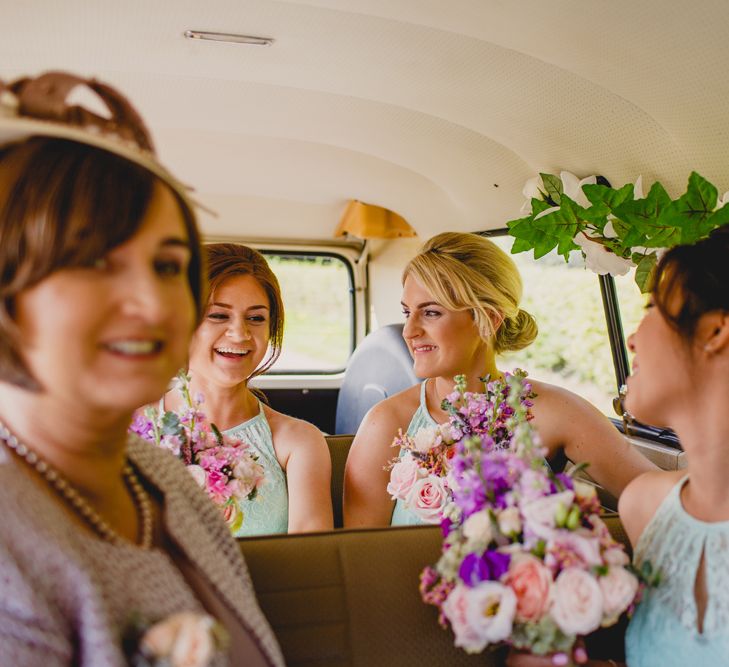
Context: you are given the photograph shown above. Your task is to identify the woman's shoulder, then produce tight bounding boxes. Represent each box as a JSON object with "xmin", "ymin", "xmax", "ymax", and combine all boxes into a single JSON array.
[
  {"xmin": 262, "ymin": 404, "xmax": 325, "ymax": 445},
  {"xmin": 360, "ymin": 382, "xmax": 422, "ymax": 428},
  {"xmin": 619, "ymin": 469, "xmax": 684, "ymax": 546}
]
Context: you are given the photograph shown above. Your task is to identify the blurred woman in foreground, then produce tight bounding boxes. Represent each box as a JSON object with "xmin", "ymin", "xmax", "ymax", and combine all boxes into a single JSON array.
[{"xmin": 0, "ymin": 72, "xmax": 283, "ymax": 666}]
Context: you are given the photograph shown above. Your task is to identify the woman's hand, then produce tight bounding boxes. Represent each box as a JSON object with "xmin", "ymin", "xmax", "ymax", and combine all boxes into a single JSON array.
[{"xmin": 506, "ymin": 641, "xmax": 595, "ymax": 666}]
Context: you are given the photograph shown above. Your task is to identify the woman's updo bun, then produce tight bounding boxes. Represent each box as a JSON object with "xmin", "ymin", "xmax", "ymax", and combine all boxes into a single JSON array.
[
  {"xmin": 403, "ymin": 232, "xmax": 538, "ymax": 354},
  {"xmin": 494, "ymin": 308, "xmax": 538, "ymax": 353}
]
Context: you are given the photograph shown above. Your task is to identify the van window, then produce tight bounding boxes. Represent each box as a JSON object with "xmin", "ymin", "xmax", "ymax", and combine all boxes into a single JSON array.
[
  {"xmin": 263, "ymin": 252, "xmax": 354, "ymax": 373},
  {"xmin": 489, "ymin": 235, "xmax": 620, "ymax": 416}
]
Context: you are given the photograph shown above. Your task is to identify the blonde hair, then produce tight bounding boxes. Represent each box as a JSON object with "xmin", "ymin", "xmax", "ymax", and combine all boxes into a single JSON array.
[{"xmin": 403, "ymin": 232, "xmax": 537, "ymax": 354}]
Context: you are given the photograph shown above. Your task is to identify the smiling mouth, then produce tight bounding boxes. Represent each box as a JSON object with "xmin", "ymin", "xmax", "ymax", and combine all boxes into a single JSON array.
[
  {"xmin": 215, "ymin": 347, "xmax": 251, "ymax": 359},
  {"xmin": 103, "ymin": 340, "xmax": 163, "ymax": 357},
  {"xmin": 412, "ymin": 345, "xmax": 437, "ymax": 354}
]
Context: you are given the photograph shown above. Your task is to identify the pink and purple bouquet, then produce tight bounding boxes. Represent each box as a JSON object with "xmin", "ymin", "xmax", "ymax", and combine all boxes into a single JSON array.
[
  {"xmin": 130, "ymin": 372, "xmax": 265, "ymax": 533},
  {"xmin": 420, "ymin": 372, "xmax": 648, "ymax": 657},
  {"xmin": 387, "ymin": 372, "xmax": 535, "ymax": 524}
]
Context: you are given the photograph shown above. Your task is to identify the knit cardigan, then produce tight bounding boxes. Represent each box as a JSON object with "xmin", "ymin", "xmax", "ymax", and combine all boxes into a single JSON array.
[{"xmin": 0, "ymin": 435, "xmax": 285, "ymax": 667}]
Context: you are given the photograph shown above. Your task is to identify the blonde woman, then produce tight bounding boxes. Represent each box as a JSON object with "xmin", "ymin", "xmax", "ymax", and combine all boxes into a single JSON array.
[{"xmin": 344, "ymin": 232, "xmax": 653, "ymax": 527}]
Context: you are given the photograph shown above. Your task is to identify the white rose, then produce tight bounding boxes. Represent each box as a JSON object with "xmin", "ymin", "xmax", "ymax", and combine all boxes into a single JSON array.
[
  {"xmin": 186, "ymin": 465, "xmax": 207, "ymax": 488},
  {"xmin": 406, "ymin": 475, "xmax": 449, "ymax": 524},
  {"xmin": 141, "ymin": 612, "xmax": 216, "ymax": 667},
  {"xmin": 521, "ymin": 490, "xmax": 575, "ymax": 540},
  {"xmin": 547, "ymin": 532, "xmax": 603, "ymax": 568},
  {"xmin": 551, "ymin": 568, "xmax": 604, "ymax": 636},
  {"xmin": 573, "ymin": 233, "xmax": 634, "ymax": 277},
  {"xmin": 387, "ymin": 454, "xmax": 424, "ymax": 501},
  {"xmin": 462, "ymin": 510, "xmax": 493, "ymax": 544},
  {"xmin": 497, "ymin": 506, "xmax": 522, "ymax": 536},
  {"xmin": 413, "ymin": 425, "xmax": 440, "ymax": 453},
  {"xmin": 442, "ymin": 582, "xmax": 517, "ymax": 653},
  {"xmin": 600, "ymin": 567, "xmax": 639, "ymax": 625}
]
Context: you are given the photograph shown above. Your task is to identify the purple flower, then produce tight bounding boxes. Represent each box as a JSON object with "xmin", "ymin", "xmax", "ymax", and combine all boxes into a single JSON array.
[
  {"xmin": 459, "ymin": 550, "xmax": 512, "ymax": 587},
  {"xmin": 441, "ymin": 516, "xmax": 453, "ymax": 538}
]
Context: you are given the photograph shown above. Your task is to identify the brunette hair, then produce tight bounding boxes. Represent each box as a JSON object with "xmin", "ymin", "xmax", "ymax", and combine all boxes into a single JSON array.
[
  {"xmin": 0, "ymin": 138, "xmax": 205, "ymax": 390},
  {"xmin": 403, "ymin": 232, "xmax": 538, "ymax": 354},
  {"xmin": 652, "ymin": 225, "xmax": 729, "ymax": 342},
  {"xmin": 204, "ymin": 243, "xmax": 285, "ymax": 382}
]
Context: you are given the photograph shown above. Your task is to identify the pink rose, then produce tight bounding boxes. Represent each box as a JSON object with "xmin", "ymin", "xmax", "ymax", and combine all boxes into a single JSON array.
[
  {"xmin": 599, "ymin": 567, "xmax": 639, "ymax": 625},
  {"xmin": 387, "ymin": 454, "xmax": 423, "ymax": 501},
  {"xmin": 442, "ymin": 582, "xmax": 517, "ymax": 653},
  {"xmin": 551, "ymin": 568, "xmax": 604, "ymax": 636},
  {"xmin": 507, "ymin": 554, "xmax": 552, "ymax": 622},
  {"xmin": 406, "ymin": 475, "xmax": 449, "ymax": 524}
]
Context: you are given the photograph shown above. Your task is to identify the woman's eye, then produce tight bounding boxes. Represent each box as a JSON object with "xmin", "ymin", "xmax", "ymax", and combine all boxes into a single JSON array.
[
  {"xmin": 248, "ymin": 315, "xmax": 266, "ymax": 324},
  {"xmin": 424, "ymin": 309, "xmax": 441, "ymax": 318},
  {"xmin": 154, "ymin": 259, "xmax": 183, "ymax": 277},
  {"xmin": 402, "ymin": 309, "xmax": 410, "ymax": 318},
  {"xmin": 207, "ymin": 312, "xmax": 229, "ymax": 321}
]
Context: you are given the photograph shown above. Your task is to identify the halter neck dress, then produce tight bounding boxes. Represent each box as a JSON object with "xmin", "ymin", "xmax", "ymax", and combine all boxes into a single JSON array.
[
  {"xmin": 390, "ymin": 380, "xmax": 438, "ymax": 526},
  {"xmin": 223, "ymin": 402, "xmax": 289, "ymax": 537},
  {"xmin": 626, "ymin": 475, "xmax": 729, "ymax": 665}
]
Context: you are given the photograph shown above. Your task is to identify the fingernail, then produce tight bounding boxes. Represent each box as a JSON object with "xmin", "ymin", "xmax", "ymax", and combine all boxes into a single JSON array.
[
  {"xmin": 552, "ymin": 654, "xmax": 569, "ymax": 667},
  {"xmin": 574, "ymin": 646, "xmax": 588, "ymax": 664}
]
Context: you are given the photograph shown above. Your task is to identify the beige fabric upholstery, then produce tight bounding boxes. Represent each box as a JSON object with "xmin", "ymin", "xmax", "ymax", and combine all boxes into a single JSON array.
[
  {"xmin": 326, "ymin": 434, "xmax": 354, "ymax": 529},
  {"xmin": 240, "ymin": 526, "xmax": 499, "ymax": 667},
  {"xmin": 239, "ymin": 515, "xmax": 631, "ymax": 666}
]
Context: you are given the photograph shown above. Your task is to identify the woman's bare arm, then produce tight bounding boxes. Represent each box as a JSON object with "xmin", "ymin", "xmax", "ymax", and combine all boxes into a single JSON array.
[
  {"xmin": 343, "ymin": 399, "xmax": 405, "ymax": 527},
  {"xmin": 529, "ymin": 381, "xmax": 656, "ymax": 499}
]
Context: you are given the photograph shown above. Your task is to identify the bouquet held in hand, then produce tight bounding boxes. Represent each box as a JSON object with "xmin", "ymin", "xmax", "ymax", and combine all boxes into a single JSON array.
[
  {"xmin": 131, "ymin": 371, "xmax": 264, "ymax": 533},
  {"xmin": 420, "ymin": 372, "xmax": 654, "ymax": 656}
]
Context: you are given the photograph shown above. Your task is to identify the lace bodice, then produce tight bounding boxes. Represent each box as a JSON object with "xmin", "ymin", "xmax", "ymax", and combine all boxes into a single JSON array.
[
  {"xmin": 626, "ymin": 475, "xmax": 729, "ymax": 665},
  {"xmin": 390, "ymin": 381, "xmax": 437, "ymax": 527},
  {"xmin": 224, "ymin": 404, "xmax": 288, "ymax": 537}
]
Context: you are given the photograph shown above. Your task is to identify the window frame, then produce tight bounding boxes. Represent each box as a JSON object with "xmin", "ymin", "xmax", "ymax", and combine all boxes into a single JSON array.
[{"xmin": 480, "ymin": 229, "xmax": 681, "ymax": 449}]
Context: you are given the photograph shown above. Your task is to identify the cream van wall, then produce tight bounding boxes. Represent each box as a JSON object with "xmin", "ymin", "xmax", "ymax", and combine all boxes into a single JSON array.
[{"xmin": 367, "ymin": 237, "xmax": 422, "ymax": 330}]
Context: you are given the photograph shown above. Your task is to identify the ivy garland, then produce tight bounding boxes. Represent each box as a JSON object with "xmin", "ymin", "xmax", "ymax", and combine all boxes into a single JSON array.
[{"xmin": 506, "ymin": 171, "xmax": 729, "ymax": 292}]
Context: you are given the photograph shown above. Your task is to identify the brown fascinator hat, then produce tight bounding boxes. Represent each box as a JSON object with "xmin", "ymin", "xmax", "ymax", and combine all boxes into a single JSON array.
[{"xmin": 0, "ymin": 71, "xmax": 198, "ymax": 215}]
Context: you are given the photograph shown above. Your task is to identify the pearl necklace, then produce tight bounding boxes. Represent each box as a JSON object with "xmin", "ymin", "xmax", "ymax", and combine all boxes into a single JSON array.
[{"xmin": 0, "ymin": 422, "xmax": 153, "ymax": 549}]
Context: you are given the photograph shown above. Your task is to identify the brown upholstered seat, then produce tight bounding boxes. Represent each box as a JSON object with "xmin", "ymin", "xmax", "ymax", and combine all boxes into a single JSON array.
[
  {"xmin": 326, "ymin": 434, "xmax": 354, "ymax": 529},
  {"xmin": 240, "ymin": 525, "xmax": 501, "ymax": 667}
]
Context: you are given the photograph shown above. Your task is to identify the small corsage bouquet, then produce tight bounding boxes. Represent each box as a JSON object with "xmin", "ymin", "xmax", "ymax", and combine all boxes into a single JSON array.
[
  {"xmin": 386, "ymin": 372, "xmax": 535, "ymax": 524},
  {"xmin": 420, "ymin": 372, "xmax": 654, "ymax": 657},
  {"xmin": 124, "ymin": 611, "xmax": 229, "ymax": 667},
  {"xmin": 131, "ymin": 371, "xmax": 265, "ymax": 533}
]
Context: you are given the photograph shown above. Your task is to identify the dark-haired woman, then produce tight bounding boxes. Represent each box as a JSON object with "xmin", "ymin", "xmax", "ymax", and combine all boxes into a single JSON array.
[
  {"xmin": 0, "ymin": 73, "xmax": 283, "ymax": 666},
  {"xmin": 344, "ymin": 231, "xmax": 654, "ymax": 528},
  {"xmin": 618, "ymin": 227, "xmax": 729, "ymax": 665},
  {"xmin": 165, "ymin": 243, "xmax": 333, "ymax": 536}
]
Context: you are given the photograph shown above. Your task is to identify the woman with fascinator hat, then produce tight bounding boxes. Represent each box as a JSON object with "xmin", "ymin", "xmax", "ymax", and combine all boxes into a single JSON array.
[{"xmin": 0, "ymin": 72, "xmax": 283, "ymax": 667}]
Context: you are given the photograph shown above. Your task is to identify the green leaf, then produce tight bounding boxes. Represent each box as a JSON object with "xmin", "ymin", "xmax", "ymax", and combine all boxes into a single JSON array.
[
  {"xmin": 614, "ymin": 181, "xmax": 672, "ymax": 246},
  {"xmin": 583, "ymin": 182, "xmax": 634, "ymax": 209},
  {"xmin": 530, "ymin": 198, "xmax": 552, "ymax": 216},
  {"xmin": 540, "ymin": 173, "xmax": 562, "ymax": 205},
  {"xmin": 634, "ymin": 252, "xmax": 658, "ymax": 293},
  {"xmin": 160, "ymin": 410, "xmax": 183, "ymax": 436},
  {"xmin": 660, "ymin": 172, "xmax": 718, "ymax": 244},
  {"xmin": 510, "ymin": 237, "xmax": 533, "ymax": 253},
  {"xmin": 556, "ymin": 234, "xmax": 579, "ymax": 259}
]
